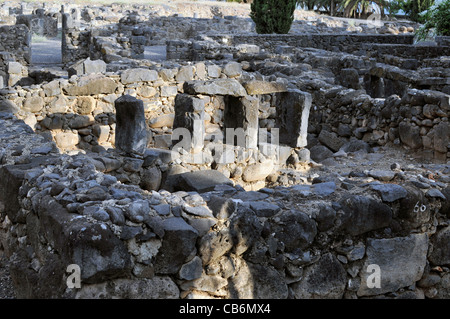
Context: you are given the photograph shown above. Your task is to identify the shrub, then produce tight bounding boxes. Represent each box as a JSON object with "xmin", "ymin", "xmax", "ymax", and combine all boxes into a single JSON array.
[
  {"xmin": 416, "ymin": 0, "xmax": 450, "ymax": 40},
  {"xmin": 250, "ymin": 0, "xmax": 297, "ymax": 34}
]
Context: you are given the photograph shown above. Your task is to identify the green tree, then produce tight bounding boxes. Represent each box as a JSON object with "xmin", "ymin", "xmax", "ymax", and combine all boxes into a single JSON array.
[
  {"xmin": 341, "ymin": 0, "xmax": 387, "ymax": 18},
  {"xmin": 250, "ymin": 0, "xmax": 297, "ymax": 34},
  {"xmin": 403, "ymin": 0, "xmax": 435, "ymax": 22},
  {"xmin": 296, "ymin": 0, "xmax": 318, "ymax": 10},
  {"xmin": 416, "ymin": 0, "xmax": 450, "ymax": 39}
]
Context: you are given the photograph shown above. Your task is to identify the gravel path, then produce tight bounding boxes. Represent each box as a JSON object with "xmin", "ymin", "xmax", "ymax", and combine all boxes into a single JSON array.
[
  {"xmin": 31, "ymin": 38, "xmax": 62, "ymax": 65},
  {"xmin": 144, "ymin": 45, "xmax": 167, "ymax": 62}
]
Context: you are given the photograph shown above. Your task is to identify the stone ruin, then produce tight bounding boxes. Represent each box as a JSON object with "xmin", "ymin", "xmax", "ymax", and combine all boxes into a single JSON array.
[{"xmin": 0, "ymin": 0, "xmax": 449, "ymax": 299}]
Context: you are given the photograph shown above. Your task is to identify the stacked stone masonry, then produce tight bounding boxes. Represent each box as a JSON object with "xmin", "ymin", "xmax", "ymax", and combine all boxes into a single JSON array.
[
  {"xmin": 0, "ymin": 0, "xmax": 450, "ymax": 300},
  {"xmin": 0, "ymin": 110, "xmax": 449, "ymax": 299}
]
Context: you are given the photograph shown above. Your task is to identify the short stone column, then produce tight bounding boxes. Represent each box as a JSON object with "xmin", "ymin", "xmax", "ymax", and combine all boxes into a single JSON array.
[
  {"xmin": 114, "ymin": 94, "xmax": 147, "ymax": 156},
  {"xmin": 274, "ymin": 89, "xmax": 312, "ymax": 148},
  {"xmin": 223, "ymin": 95, "xmax": 259, "ymax": 149},
  {"xmin": 172, "ymin": 93, "xmax": 205, "ymax": 154}
]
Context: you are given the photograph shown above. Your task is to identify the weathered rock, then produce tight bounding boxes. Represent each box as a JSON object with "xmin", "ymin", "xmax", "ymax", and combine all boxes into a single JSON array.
[
  {"xmin": 229, "ymin": 261, "xmax": 288, "ymax": 298},
  {"xmin": 314, "ymin": 204, "xmax": 336, "ymax": 231},
  {"xmin": 176, "ymin": 65, "xmax": 195, "ymax": 82},
  {"xmin": 429, "ymin": 226, "xmax": 450, "ymax": 266},
  {"xmin": 74, "ymin": 96, "xmax": 96, "ymax": 115},
  {"xmin": 63, "ymin": 75, "xmax": 118, "ymax": 96},
  {"xmin": 140, "ymin": 166, "xmax": 162, "ymax": 191},
  {"xmin": 172, "ymin": 94, "xmax": 205, "ymax": 153},
  {"xmin": 42, "ymin": 80, "xmax": 61, "ymax": 97},
  {"xmin": 40, "ymin": 196, "xmax": 132, "ymax": 284},
  {"xmin": 121, "ymin": 68, "xmax": 158, "ymax": 84},
  {"xmin": 154, "ymin": 217, "xmax": 198, "ymax": 275},
  {"xmin": 23, "ymin": 96, "xmax": 44, "ymax": 113},
  {"xmin": 177, "ymin": 170, "xmax": 233, "ymax": 193},
  {"xmin": 399, "ymin": 122, "xmax": 422, "ymax": 149},
  {"xmin": 114, "ymin": 95, "xmax": 147, "ymax": 155},
  {"xmin": 339, "ymin": 195, "xmax": 392, "ymax": 235},
  {"xmin": 75, "ymin": 277, "xmax": 179, "ymax": 299},
  {"xmin": 337, "ymin": 68, "xmax": 361, "ymax": 90},
  {"xmin": 398, "ymin": 185, "xmax": 430, "ymax": 228},
  {"xmin": 358, "ymin": 233, "xmax": 428, "ymax": 296},
  {"xmin": 433, "ymin": 122, "xmax": 449, "ymax": 153},
  {"xmin": 370, "ymin": 183, "xmax": 408, "ymax": 202},
  {"xmin": 222, "ymin": 61, "xmax": 242, "ymax": 78},
  {"xmin": 243, "ymin": 80, "xmax": 287, "ymax": 95},
  {"xmin": 274, "ymin": 90, "xmax": 311, "ymax": 148},
  {"xmin": 207, "ymin": 195, "xmax": 237, "ymax": 219},
  {"xmin": 48, "ymin": 95, "xmax": 68, "ymax": 113},
  {"xmin": 179, "ymin": 256, "xmax": 203, "ymax": 281},
  {"xmin": 54, "ymin": 131, "xmax": 79, "ymax": 149},
  {"xmin": 183, "ymin": 79, "xmax": 247, "ymax": 97},
  {"xmin": 242, "ymin": 159, "xmax": 275, "ymax": 182},
  {"xmin": 272, "ymin": 209, "xmax": 317, "ymax": 252},
  {"xmin": 309, "ymin": 144, "xmax": 333, "ymax": 162},
  {"xmin": 291, "ymin": 253, "xmax": 347, "ymax": 299},
  {"xmin": 198, "ymin": 227, "xmax": 233, "ymax": 265},
  {"xmin": 368, "ymin": 170, "xmax": 396, "ymax": 182},
  {"xmin": 223, "ymin": 95, "xmax": 259, "ymax": 149},
  {"xmin": 0, "ymin": 99, "xmax": 19, "ymax": 114},
  {"xmin": 248, "ymin": 201, "xmax": 280, "ymax": 217},
  {"xmin": 318, "ymin": 129, "xmax": 345, "ymax": 152},
  {"xmin": 83, "ymin": 58, "xmax": 107, "ymax": 75},
  {"xmin": 229, "ymin": 204, "xmax": 263, "ymax": 256}
]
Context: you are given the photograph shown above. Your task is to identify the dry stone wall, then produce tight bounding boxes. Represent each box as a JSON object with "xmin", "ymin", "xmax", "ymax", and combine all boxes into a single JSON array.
[
  {"xmin": 1, "ymin": 1, "xmax": 449, "ymax": 300},
  {"xmin": 0, "ymin": 110, "xmax": 449, "ymax": 299}
]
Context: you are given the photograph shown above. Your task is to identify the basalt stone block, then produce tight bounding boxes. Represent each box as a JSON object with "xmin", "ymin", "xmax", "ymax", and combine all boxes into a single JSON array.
[
  {"xmin": 243, "ymin": 80, "xmax": 287, "ymax": 95},
  {"xmin": 291, "ymin": 253, "xmax": 347, "ymax": 299},
  {"xmin": 429, "ymin": 225, "xmax": 450, "ymax": 266},
  {"xmin": 358, "ymin": 233, "xmax": 428, "ymax": 296},
  {"xmin": 223, "ymin": 95, "xmax": 259, "ymax": 149},
  {"xmin": 121, "ymin": 68, "xmax": 158, "ymax": 84},
  {"xmin": 34, "ymin": 195, "xmax": 132, "ymax": 285},
  {"xmin": 272, "ymin": 209, "xmax": 317, "ymax": 252},
  {"xmin": 398, "ymin": 185, "xmax": 430, "ymax": 228},
  {"xmin": 183, "ymin": 79, "xmax": 247, "ymax": 97},
  {"xmin": 177, "ymin": 170, "xmax": 233, "ymax": 193},
  {"xmin": 0, "ymin": 156, "xmax": 58, "ymax": 223},
  {"xmin": 63, "ymin": 75, "xmax": 117, "ymax": 96},
  {"xmin": 172, "ymin": 94, "xmax": 205, "ymax": 153},
  {"xmin": 338, "ymin": 195, "xmax": 392, "ymax": 236},
  {"xmin": 274, "ymin": 89, "xmax": 312, "ymax": 148},
  {"xmin": 399, "ymin": 121, "xmax": 423, "ymax": 149},
  {"xmin": 114, "ymin": 95, "xmax": 147, "ymax": 156},
  {"xmin": 154, "ymin": 217, "xmax": 198, "ymax": 275}
]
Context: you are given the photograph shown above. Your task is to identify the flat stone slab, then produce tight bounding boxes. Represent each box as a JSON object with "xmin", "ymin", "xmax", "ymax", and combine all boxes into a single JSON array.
[
  {"xmin": 183, "ymin": 79, "xmax": 247, "ymax": 97},
  {"xmin": 232, "ymin": 191, "xmax": 269, "ymax": 202},
  {"xmin": 370, "ymin": 183, "xmax": 408, "ymax": 202},
  {"xmin": 177, "ymin": 170, "xmax": 234, "ymax": 193}
]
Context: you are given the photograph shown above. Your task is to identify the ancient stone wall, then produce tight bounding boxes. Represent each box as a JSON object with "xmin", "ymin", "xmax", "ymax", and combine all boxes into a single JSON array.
[
  {"xmin": 166, "ymin": 33, "xmax": 422, "ymax": 62},
  {"xmin": 0, "ymin": 24, "xmax": 31, "ymax": 65},
  {"xmin": 309, "ymin": 87, "xmax": 450, "ymax": 162},
  {"xmin": 16, "ymin": 10, "xmax": 58, "ymax": 38},
  {"xmin": 0, "ymin": 110, "xmax": 449, "ymax": 299},
  {"xmin": 209, "ymin": 33, "xmax": 415, "ymax": 54}
]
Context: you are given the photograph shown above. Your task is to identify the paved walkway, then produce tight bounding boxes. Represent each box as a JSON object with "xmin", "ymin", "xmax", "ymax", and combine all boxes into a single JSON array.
[
  {"xmin": 144, "ymin": 45, "xmax": 167, "ymax": 62},
  {"xmin": 31, "ymin": 37, "xmax": 62, "ymax": 65}
]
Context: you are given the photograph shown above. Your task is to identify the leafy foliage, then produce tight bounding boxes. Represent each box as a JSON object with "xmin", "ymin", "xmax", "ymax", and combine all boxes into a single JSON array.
[
  {"xmin": 416, "ymin": 0, "xmax": 450, "ymax": 39},
  {"xmin": 250, "ymin": 0, "xmax": 297, "ymax": 34},
  {"xmin": 402, "ymin": 0, "xmax": 435, "ymax": 22}
]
